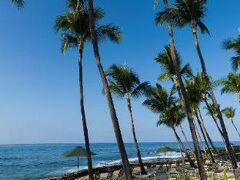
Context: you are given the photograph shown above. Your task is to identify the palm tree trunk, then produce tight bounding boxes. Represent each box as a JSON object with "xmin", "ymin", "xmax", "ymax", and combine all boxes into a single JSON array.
[
  {"xmin": 87, "ymin": 1, "xmax": 133, "ymax": 179},
  {"xmin": 126, "ymin": 95, "xmax": 146, "ymax": 175},
  {"xmin": 179, "ymin": 123, "xmax": 191, "ymax": 149},
  {"xmin": 172, "ymin": 127, "xmax": 196, "ymax": 168},
  {"xmin": 78, "ymin": 48, "xmax": 94, "ymax": 180},
  {"xmin": 196, "ymin": 112, "xmax": 215, "ymax": 163},
  {"xmin": 231, "ymin": 120, "xmax": 240, "ymax": 138},
  {"xmin": 178, "ymin": 143, "xmax": 185, "ymax": 164},
  {"xmin": 191, "ymin": 22, "xmax": 238, "ymax": 169},
  {"xmin": 204, "ymin": 98, "xmax": 224, "ymax": 137},
  {"xmin": 195, "ymin": 120, "xmax": 204, "ymax": 150},
  {"xmin": 197, "ymin": 108, "xmax": 218, "ymax": 153},
  {"xmin": 163, "ymin": 1, "xmax": 207, "ymax": 178},
  {"xmin": 174, "ymin": 79, "xmax": 192, "ymax": 150},
  {"xmin": 204, "ymin": 99, "xmax": 228, "ymax": 153}
]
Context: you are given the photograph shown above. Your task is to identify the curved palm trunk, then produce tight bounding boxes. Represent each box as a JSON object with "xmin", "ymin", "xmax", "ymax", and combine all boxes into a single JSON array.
[
  {"xmin": 179, "ymin": 123, "xmax": 191, "ymax": 149},
  {"xmin": 204, "ymin": 99, "xmax": 224, "ymax": 137},
  {"xmin": 172, "ymin": 127, "xmax": 196, "ymax": 168},
  {"xmin": 191, "ymin": 22, "xmax": 238, "ymax": 169},
  {"xmin": 231, "ymin": 120, "xmax": 240, "ymax": 138},
  {"xmin": 126, "ymin": 96, "xmax": 146, "ymax": 175},
  {"xmin": 178, "ymin": 143, "xmax": 185, "ymax": 164},
  {"xmin": 163, "ymin": 1, "xmax": 207, "ymax": 179},
  {"xmin": 196, "ymin": 112, "xmax": 215, "ymax": 163},
  {"xmin": 197, "ymin": 108, "xmax": 218, "ymax": 153},
  {"xmin": 87, "ymin": 1, "xmax": 133, "ymax": 179},
  {"xmin": 78, "ymin": 48, "xmax": 94, "ymax": 180},
  {"xmin": 204, "ymin": 99, "xmax": 228, "ymax": 152},
  {"xmin": 194, "ymin": 120, "xmax": 204, "ymax": 150},
  {"xmin": 174, "ymin": 79, "xmax": 191, "ymax": 149}
]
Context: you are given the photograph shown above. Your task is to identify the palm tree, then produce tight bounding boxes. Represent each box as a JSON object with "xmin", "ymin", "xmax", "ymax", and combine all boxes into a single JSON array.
[
  {"xmin": 222, "ymin": 107, "xmax": 240, "ymax": 138},
  {"xmin": 55, "ymin": 1, "xmax": 121, "ymax": 179},
  {"xmin": 155, "ymin": 45, "xmax": 193, "ymax": 147},
  {"xmin": 223, "ymin": 35, "xmax": 240, "ymax": 71},
  {"xmin": 186, "ymin": 74, "xmax": 217, "ymax": 152},
  {"xmin": 143, "ymin": 83, "xmax": 196, "ymax": 168},
  {"xmin": 185, "ymin": 74, "xmax": 215, "ymax": 163},
  {"xmin": 9, "ymin": 0, "xmax": 24, "ymax": 7},
  {"xmin": 86, "ymin": 0, "xmax": 133, "ymax": 179},
  {"xmin": 218, "ymin": 72, "xmax": 240, "ymax": 102},
  {"xmin": 106, "ymin": 64, "xmax": 149, "ymax": 175},
  {"xmin": 155, "ymin": 1, "xmax": 206, "ymax": 178},
  {"xmin": 156, "ymin": 0, "xmax": 238, "ymax": 169}
]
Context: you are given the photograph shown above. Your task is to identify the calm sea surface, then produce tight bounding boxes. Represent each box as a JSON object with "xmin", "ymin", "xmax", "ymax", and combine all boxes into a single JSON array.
[{"xmin": 0, "ymin": 142, "xmax": 237, "ymax": 180}]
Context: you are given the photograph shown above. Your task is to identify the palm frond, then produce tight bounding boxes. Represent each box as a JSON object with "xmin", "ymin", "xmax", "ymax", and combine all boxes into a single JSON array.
[
  {"xmin": 222, "ymin": 107, "xmax": 236, "ymax": 120},
  {"xmin": 131, "ymin": 82, "xmax": 150, "ymax": 98},
  {"xmin": 61, "ymin": 34, "xmax": 78, "ymax": 54},
  {"xmin": 10, "ymin": 0, "xmax": 24, "ymax": 8},
  {"xmin": 197, "ymin": 21, "xmax": 210, "ymax": 35},
  {"xmin": 96, "ymin": 24, "xmax": 122, "ymax": 43}
]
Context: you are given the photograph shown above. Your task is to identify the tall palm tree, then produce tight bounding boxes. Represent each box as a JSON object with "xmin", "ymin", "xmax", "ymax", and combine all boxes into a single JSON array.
[
  {"xmin": 9, "ymin": 0, "xmax": 24, "ymax": 7},
  {"xmin": 223, "ymin": 35, "xmax": 240, "ymax": 71},
  {"xmin": 86, "ymin": 0, "xmax": 133, "ymax": 179},
  {"xmin": 55, "ymin": 1, "xmax": 121, "ymax": 179},
  {"xmin": 155, "ymin": 46, "xmax": 193, "ymax": 143},
  {"xmin": 143, "ymin": 83, "xmax": 196, "ymax": 168},
  {"xmin": 156, "ymin": 0, "xmax": 238, "ymax": 169},
  {"xmin": 222, "ymin": 107, "xmax": 240, "ymax": 138},
  {"xmin": 155, "ymin": 45, "xmax": 193, "ymax": 147},
  {"xmin": 106, "ymin": 64, "xmax": 149, "ymax": 175},
  {"xmin": 185, "ymin": 74, "xmax": 215, "ymax": 162},
  {"xmin": 218, "ymin": 72, "xmax": 240, "ymax": 102},
  {"xmin": 155, "ymin": 1, "xmax": 206, "ymax": 178},
  {"xmin": 187, "ymin": 74, "xmax": 217, "ymax": 152}
]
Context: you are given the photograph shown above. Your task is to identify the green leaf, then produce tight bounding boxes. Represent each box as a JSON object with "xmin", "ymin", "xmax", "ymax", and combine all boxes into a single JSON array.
[{"xmin": 223, "ymin": 169, "xmax": 228, "ymax": 180}]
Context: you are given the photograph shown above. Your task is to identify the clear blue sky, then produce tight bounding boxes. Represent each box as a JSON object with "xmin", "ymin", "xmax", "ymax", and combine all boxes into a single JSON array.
[{"xmin": 0, "ymin": 0, "xmax": 239, "ymax": 144}]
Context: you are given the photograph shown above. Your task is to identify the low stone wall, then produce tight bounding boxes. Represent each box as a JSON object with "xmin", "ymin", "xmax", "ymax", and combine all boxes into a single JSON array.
[{"xmin": 43, "ymin": 159, "xmax": 186, "ymax": 180}]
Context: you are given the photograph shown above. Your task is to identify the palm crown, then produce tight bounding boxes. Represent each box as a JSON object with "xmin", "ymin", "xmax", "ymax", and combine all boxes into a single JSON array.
[
  {"xmin": 155, "ymin": 46, "xmax": 192, "ymax": 81},
  {"xmin": 55, "ymin": 0, "xmax": 121, "ymax": 53},
  {"xmin": 204, "ymin": 103, "xmax": 217, "ymax": 118},
  {"xmin": 218, "ymin": 72, "xmax": 240, "ymax": 101},
  {"xmin": 106, "ymin": 64, "xmax": 150, "ymax": 98},
  {"xmin": 143, "ymin": 83, "xmax": 175, "ymax": 113},
  {"xmin": 155, "ymin": 0, "xmax": 209, "ymax": 35},
  {"xmin": 10, "ymin": 0, "xmax": 24, "ymax": 8},
  {"xmin": 184, "ymin": 73, "xmax": 207, "ymax": 111},
  {"xmin": 222, "ymin": 107, "xmax": 235, "ymax": 121},
  {"xmin": 223, "ymin": 35, "xmax": 240, "ymax": 71},
  {"xmin": 143, "ymin": 83, "xmax": 184, "ymax": 128}
]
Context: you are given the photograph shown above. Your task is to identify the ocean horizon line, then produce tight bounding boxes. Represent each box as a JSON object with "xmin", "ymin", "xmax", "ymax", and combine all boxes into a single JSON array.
[{"xmin": 0, "ymin": 140, "xmax": 238, "ymax": 146}]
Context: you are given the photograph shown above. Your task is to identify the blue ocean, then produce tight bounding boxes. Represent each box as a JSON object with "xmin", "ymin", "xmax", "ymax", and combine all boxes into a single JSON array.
[{"xmin": 0, "ymin": 142, "xmax": 235, "ymax": 180}]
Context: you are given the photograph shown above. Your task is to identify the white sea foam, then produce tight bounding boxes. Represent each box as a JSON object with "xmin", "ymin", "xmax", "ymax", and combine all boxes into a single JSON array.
[
  {"xmin": 46, "ymin": 166, "xmax": 87, "ymax": 176},
  {"xmin": 97, "ymin": 151, "xmax": 183, "ymax": 167}
]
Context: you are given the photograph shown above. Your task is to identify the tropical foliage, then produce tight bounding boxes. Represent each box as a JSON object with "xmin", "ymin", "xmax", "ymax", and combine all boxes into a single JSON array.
[
  {"xmin": 9, "ymin": 0, "xmax": 24, "ymax": 8},
  {"xmin": 106, "ymin": 64, "xmax": 149, "ymax": 175},
  {"xmin": 55, "ymin": 0, "xmax": 122, "ymax": 179},
  {"xmin": 223, "ymin": 35, "xmax": 240, "ymax": 71},
  {"xmin": 222, "ymin": 107, "xmax": 240, "ymax": 138},
  {"xmin": 5, "ymin": 0, "xmax": 240, "ymax": 179},
  {"xmin": 218, "ymin": 73, "xmax": 240, "ymax": 102}
]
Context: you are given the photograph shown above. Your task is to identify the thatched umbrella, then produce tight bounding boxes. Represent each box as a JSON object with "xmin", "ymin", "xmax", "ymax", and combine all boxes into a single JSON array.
[{"xmin": 63, "ymin": 146, "xmax": 96, "ymax": 168}]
